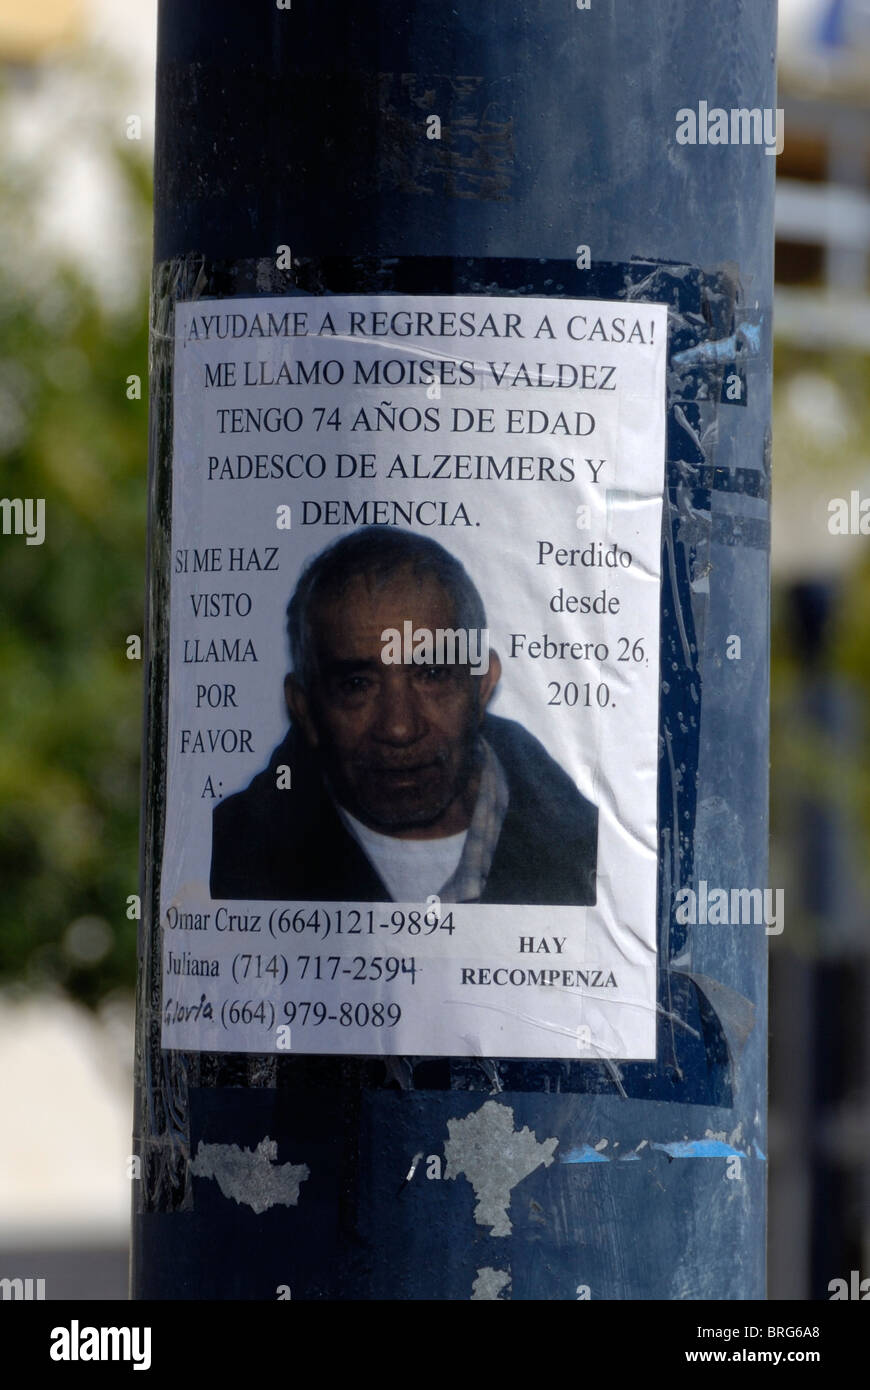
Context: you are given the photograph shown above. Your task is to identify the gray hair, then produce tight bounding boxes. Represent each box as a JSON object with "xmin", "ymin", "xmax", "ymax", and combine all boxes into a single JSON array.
[{"xmin": 286, "ymin": 527, "xmax": 487, "ymax": 688}]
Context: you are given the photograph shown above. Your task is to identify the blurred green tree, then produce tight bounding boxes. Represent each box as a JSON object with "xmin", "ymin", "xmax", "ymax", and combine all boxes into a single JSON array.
[{"xmin": 0, "ymin": 62, "xmax": 150, "ymax": 1009}]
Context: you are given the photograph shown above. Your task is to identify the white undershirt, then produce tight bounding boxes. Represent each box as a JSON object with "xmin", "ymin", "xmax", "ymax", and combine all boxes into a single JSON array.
[{"xmin": 339, "ymin": 807, "xmax": 467, "ymax": 902}]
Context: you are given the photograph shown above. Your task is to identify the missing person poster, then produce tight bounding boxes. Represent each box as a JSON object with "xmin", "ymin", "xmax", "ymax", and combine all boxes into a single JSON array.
[{"xmin": 159, "ymin": 293, "xmax": 667, "ymax": 1060}]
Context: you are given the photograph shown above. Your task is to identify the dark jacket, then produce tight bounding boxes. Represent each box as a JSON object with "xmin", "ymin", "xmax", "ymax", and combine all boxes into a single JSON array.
[{"xmin": 210, "ymin": 712, "xmax": 597, "ymax": 905}]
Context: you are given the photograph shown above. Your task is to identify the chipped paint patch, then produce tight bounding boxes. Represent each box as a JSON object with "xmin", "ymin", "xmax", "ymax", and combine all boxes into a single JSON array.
[
  {"xmin": 652, "ymin": 1140, "xmax": 746, "ymax": 1159},
  {"xmin": 471, "ymin": 1267, "xmax": 511, "ymax": 1300},
  {"xmin": 404, "ymin": 1151, "xmax": 423, "ymax": 1183},
  {"xmin": 561, "ymin": 1144, "xmax": 610, "ymax": 1164},
  {"xmin": 559, "ymin": 1136, "xmax": 766, "ymax": 1163},
  {"xmin": 443, "ymin": 1100, "xmax": 557, "ymax": 1236},
  {"xmin": 190, "ymin": 1137, "xmax": 309, "ymax": 1215}
]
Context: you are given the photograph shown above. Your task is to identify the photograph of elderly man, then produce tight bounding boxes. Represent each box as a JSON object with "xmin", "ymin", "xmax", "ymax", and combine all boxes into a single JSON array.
[{"xmin": 210, "ymin": 527, "xmax": 598, "ymax": 906}]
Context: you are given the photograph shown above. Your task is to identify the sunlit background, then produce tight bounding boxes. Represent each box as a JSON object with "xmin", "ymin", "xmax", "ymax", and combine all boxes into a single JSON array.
[
  {"xmin": 0, "ymin": 0, "xmax": 868, "ymax": 1300},
  {"xmin": 0, "ymin": 0, "xmax": 154, "ymax": 1298}
]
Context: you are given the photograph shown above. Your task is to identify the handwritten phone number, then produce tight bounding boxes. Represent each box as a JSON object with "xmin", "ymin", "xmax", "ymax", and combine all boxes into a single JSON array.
[
  {"xmin": 218, "ymin": 999, "xmax": 402, "ymax": 1030},
  {"xmin": 266, "ymin": 907, "xmax": 454, "ymax": 940}
]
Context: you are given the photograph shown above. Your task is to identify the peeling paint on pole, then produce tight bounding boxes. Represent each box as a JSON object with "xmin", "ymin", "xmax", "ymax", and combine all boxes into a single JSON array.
[
  {"xmin": 443, "ymin": 1101, "xmax": 558, "ymax": 1236},
  {"xmin": 471, "ymin": 1268, "xmax": 511, "ymax": 1300},
  {"xmin": 189, "ymin": 1139, "xmax": 309, "ymax": 1215}
]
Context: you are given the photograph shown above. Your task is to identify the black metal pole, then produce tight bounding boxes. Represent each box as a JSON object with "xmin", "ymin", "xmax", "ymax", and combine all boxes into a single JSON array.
[{"xmin": 133, "ymin": 0, "xmax": 775, "ymax": 1299}]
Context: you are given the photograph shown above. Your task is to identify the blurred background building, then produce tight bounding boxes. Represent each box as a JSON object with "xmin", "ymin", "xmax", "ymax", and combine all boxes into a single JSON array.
[
  {"xmin": 0, "ymin": 0, "xmax": 868, "ymax": 1300},
  {"xmin": 770, "ymin": 0, "xmax": 870, "ymax": 1301}
]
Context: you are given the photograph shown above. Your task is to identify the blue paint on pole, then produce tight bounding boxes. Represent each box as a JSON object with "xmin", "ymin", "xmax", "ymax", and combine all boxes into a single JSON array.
[
  {"xmin": 134, "ymin": 0, "xmax": 775, "ymax": 1300},
  {"xmin": 651, "ymin": 1140, "xmax": 747, "ymax": 1159},
  {"xmin": 561, "ymin": 1145, "xmax": 611, "ymax": 1164}
]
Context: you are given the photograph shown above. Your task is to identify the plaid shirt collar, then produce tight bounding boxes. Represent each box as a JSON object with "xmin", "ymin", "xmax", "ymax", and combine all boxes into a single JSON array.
[{"xmin": 438, "ymin": 736, "xmax": 509, "ymax": 903}]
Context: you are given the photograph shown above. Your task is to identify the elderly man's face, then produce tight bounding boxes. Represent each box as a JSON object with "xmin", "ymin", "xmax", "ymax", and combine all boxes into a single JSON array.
[{"xmin": 286, "ymin": 567, "xmax": 501, "ymax": 837}]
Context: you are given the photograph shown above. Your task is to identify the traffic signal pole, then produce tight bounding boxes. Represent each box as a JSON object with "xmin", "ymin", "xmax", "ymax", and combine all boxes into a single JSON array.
[{"xmin": 133, "ymin": 0, "xmax": 776, "ymax": 1299}]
